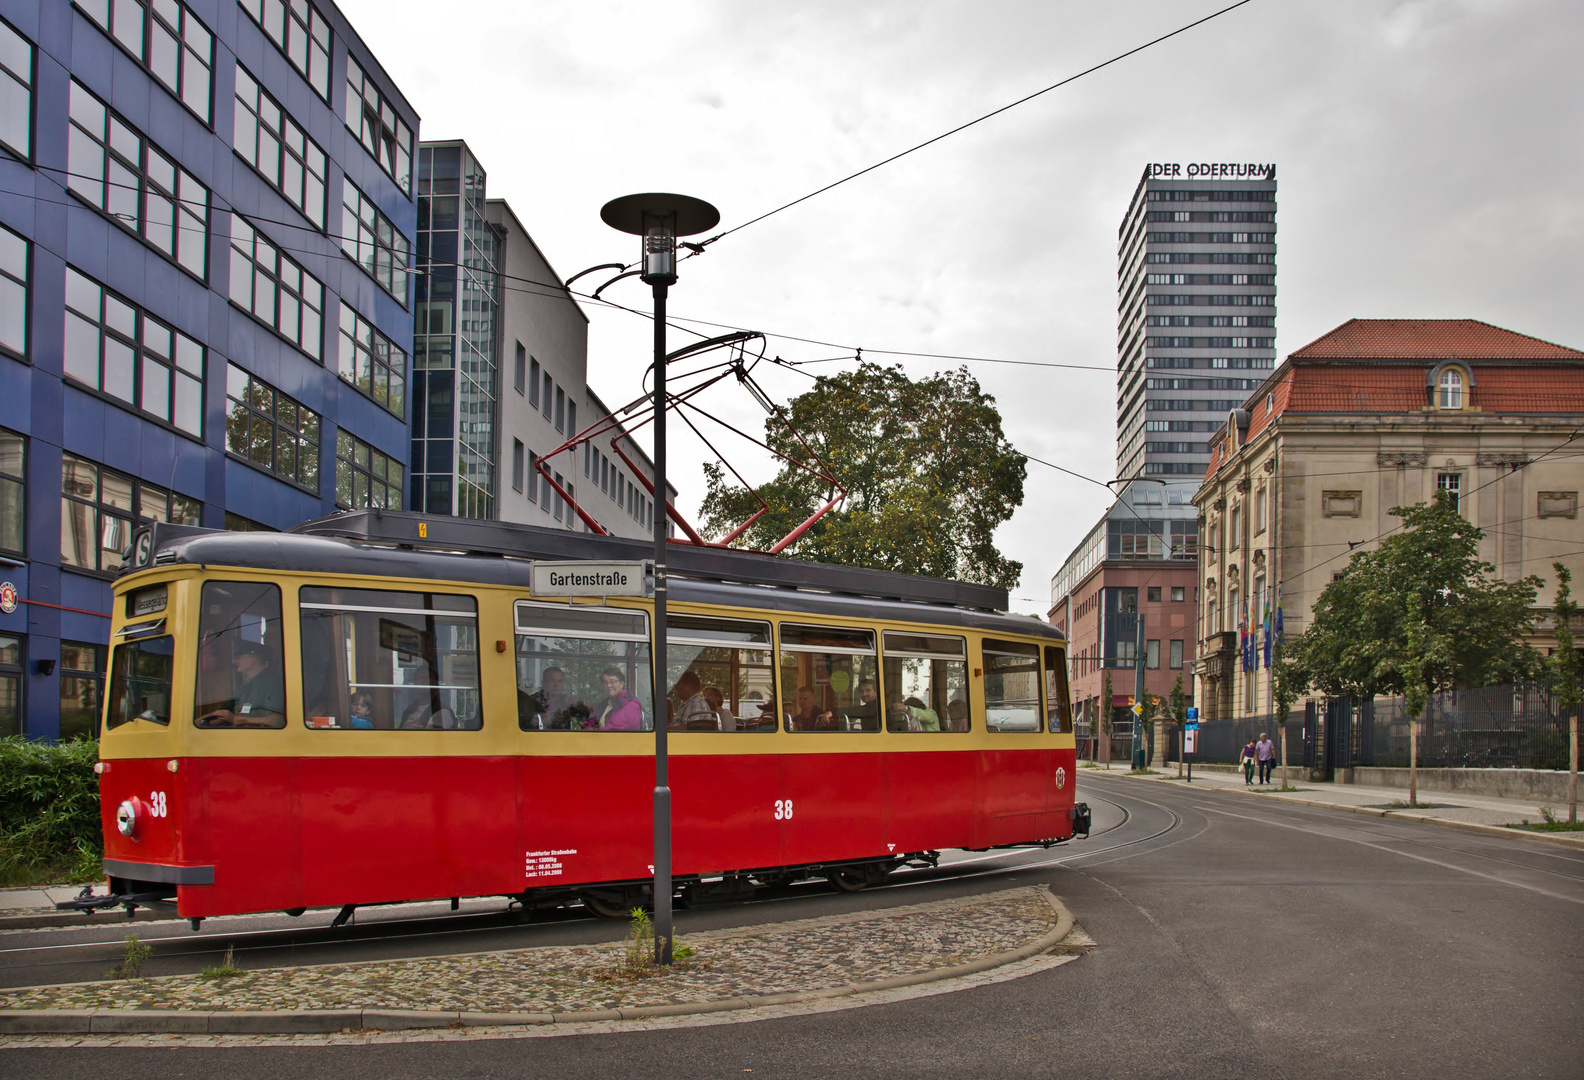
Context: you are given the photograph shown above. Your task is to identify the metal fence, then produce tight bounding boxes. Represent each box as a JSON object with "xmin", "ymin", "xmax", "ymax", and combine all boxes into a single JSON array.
[{"xmin": 1183, "ymin": 682, "xmax": 1579, "ymax": 774}]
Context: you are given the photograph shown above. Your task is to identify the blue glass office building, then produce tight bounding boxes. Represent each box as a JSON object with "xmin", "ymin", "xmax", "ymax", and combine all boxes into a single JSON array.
[{"xmin": 0, "ymin": 0, "xmax": 418, "ymax": 740}]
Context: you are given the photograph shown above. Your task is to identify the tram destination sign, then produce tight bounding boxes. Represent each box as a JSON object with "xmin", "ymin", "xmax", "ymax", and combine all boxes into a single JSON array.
[{"xmin": 531, "ymin": 560, "xmax": 653, "ymax": 597}]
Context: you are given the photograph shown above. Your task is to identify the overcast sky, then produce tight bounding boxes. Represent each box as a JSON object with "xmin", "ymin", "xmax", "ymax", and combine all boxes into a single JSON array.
[{"xmin": 337, "ymin": 0, "xmax": 1583, "ymax": 614}]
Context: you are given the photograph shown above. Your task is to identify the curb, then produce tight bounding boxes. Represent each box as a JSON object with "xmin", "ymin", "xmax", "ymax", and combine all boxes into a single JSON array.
[
  {"xmin": 1105, "ymin": 773, "xmax": 1584, "ymax": 850},
  {"xmin": 0, "ymin": 889, "xmax": 1078, "ymax": 1035}
]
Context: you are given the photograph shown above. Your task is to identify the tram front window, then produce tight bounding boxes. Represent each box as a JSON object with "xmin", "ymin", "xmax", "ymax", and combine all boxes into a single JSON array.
[
  {"xmin": 665, "ymin": 615, "xmax": 776, "ymax": 731},
  {"xmin": 514, "ymin": 601, "xmax": 653, "ymax": 731},
  {"xmin": 299, "ymin": 587, "xmax": 481, "ymax": 730},
  {"xmin": 779, "ymin": 624, "xmax": 879, "ymax": 732},
  {"xmin": 106, "ymin": 634, "xmax": 174, "ymax": 730},
  {"xmin": 984, "ymin": 638, "xmax": 1042, "ymax": 732},
  {"xmin": 195, "ymin": 582, "xmax": 286, "ymax": 728}
]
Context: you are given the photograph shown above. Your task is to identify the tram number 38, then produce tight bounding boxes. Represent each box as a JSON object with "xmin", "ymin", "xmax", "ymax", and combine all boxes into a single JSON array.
[
  {"xmin": 148, "ymin": 791, "xmax": 169, "ymax": 818},
  {"xmin": 773, "ymin": 799, "xmax": 795, "ymax": 820}
]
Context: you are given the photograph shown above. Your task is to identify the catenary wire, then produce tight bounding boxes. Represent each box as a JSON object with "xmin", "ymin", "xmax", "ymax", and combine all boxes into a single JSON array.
[{"xmin": 693, "ymin": 0, "xmax": 1259, "ymax": 250}]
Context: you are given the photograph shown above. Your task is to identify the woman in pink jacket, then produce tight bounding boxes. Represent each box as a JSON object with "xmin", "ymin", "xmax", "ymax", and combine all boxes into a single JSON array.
[{"xmin": 592, "ymin": 668, "xmax": 646, "ymax": 730}]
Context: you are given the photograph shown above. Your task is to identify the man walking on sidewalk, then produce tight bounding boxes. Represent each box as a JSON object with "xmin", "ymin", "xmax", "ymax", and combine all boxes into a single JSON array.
[{"xmin": 1256, "ymin": 731, "xmax": 1276, "ymax": 785}]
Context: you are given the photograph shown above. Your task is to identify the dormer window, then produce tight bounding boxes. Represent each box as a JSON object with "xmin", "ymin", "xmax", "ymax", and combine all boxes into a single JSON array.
[{"xmin": 1437, "ymin": 368, "xmax": 1464, "ymax": 409}]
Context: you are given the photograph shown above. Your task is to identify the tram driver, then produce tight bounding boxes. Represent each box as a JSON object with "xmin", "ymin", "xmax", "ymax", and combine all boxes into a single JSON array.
[{"xmin": 197, "ymin": 641, "xmax": 285, "ymax": 728}]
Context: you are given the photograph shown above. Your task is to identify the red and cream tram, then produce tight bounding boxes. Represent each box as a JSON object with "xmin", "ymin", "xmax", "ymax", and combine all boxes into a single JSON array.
[{"xmin": 86, "ymin": 512, "xmax": 1085, "ymax": 923}]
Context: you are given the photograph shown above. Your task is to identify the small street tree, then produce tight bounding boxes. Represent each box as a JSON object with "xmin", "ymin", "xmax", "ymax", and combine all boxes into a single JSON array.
[
  {"xmin": 699, "ymin": 362, "xmax": 1027, "ymax": 589},
  {"xmin": 1168, "ymin": 674, "xmax": 1188, "ymax": 777},
  {"xmin": 1271, "ymin": 639, "xmax": 1307, "ymax": 788},
  {"xmin": 1099, "ymin": 667, "xmax": 1114, "ymax": 769},
  {"xmin": 1289, "ymin": 499, "xmax": 1542, "ymax": 805},
  {"xmin": 1551, "ymin": 564, "xmax": 1581, "ymax": 822}
]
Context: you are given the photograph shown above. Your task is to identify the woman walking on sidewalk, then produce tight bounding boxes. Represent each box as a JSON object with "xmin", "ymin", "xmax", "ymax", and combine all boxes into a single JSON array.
[{"xmin": 1240, "ymin": 739, "xmax": 1258, "ymax": 785}]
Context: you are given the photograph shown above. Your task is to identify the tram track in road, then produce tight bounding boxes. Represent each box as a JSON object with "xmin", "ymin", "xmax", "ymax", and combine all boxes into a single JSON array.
[{"xmin": 0, "ymin": 790, "xmax": 1176, "ymax": 987}]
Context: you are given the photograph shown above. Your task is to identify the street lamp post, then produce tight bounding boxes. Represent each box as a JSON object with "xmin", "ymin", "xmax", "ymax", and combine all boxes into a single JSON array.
[{"xmin": 599, "ymin": 193, "xmax": 719, "ymax": 965}]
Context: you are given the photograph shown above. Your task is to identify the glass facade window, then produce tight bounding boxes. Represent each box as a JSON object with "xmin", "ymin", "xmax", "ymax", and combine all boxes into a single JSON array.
[
  {"xmin": 63, "ymin": 267, "xmax": 204, "ymax": 436},
  {"xmin": 0, "ymin": 634, "xmax": 21, "ymax": 736},
  {"xmin": 238, "ymin": 0, "xmax": 331, "ymax": 101},
  {"xmin": 341, "ymin": 180, "xmax": 410, "ymax": 302},
  {"xmin": 60, "ymin": 453, "xmax": 199, "ymax": 574},
  {"xmin": 336, "ymin": 303, "xmax": 406, "ymax": 415},
  {"xmin": 233, "ymin": 65, "xmax": 327, "ymax": 228},
  {"xmin": 58, "ymin": 641, "xmax": 105, "ymax": 740},
  {"xmin": 0, "ymin": 220, "xmax": 26, "ymax": 357},
  {"xmin": 223, "ymin": 510, "xmax": 274, "ymax": 532},
  {"xmin": 77, "ymin": 0, "xmax": 213, "ymax": 121},
  {"xmin": 225, "ymin": 363, "xmax": 321, "ymax": 491},
  {"xmin": 0, "ymin": 428, "xmax": 22, "ymax": 556},
  {"xmin": 0, "ymin": 17, "xmax": 33, "ymax": 159},
  {"xmin": 344, "ymin": 56, "xmax": 412, "ymax": 193},
  {"xmin": 67, "ymin": 81, "xmax": 209, "ymax": 277},
  {"xmin": 334, "ymin": 429, "xmax": 403, "ymax": 510},
  {"xmin": 228, "ymin": 216, "xmax": 324, "ymax": 359},
  {"xmin": 414, "ymin": 144, "xmax": 496, "ymax": 518}
]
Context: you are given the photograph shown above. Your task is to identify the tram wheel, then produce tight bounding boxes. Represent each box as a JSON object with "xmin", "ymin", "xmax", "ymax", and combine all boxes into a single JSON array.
[
  {"xmin": 825, "ymin": 868, "xmax": 872, "ymax": 892},
  {"xmin": 579, "ymin": 890, "xmax": 638, "ymax": 919}
]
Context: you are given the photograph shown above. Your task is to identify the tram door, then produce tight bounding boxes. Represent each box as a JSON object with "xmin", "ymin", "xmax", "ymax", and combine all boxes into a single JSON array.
[
  {"xmin": 777, "ymin": 624, "xmax": 886, "ymax": 864},
  {"xmin": 880, "ymin": 632, "xmax": 976, "ymax": 853}
]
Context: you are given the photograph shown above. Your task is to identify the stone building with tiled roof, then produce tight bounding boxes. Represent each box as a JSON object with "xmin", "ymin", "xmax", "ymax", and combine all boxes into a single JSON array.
[{"xmin": 1193, "ymin": 319, "xmax": 1584, "ymax": 722}]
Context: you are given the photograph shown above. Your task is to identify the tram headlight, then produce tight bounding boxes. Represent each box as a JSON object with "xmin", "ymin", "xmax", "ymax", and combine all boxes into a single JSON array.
[{"xmin": 115, "ymin": 799, "xmax": 139, "ymax": 839}]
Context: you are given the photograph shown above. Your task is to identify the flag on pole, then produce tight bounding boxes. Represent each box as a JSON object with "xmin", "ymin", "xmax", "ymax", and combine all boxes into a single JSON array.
[{"xmin": 1262, "ymin": 592, "xmax": 1273, "ymax": 669}]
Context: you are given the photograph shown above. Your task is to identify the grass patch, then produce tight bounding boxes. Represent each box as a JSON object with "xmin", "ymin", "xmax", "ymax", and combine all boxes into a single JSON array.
[
  {"xmin": 1128, "ymin": 767, "xmax": 1161, "ymax": 775},
  {"xmin": 0, "ymin": 736, "xmax": 104, "ymax": 887},
  {"xmin": 1371, "ymin": 800, "xmax": 1451, "ymax": 810},
  {"xmin": 1506, "ymin": 805, "xmax": 1584, "ymax": 832},
  {"xmin": 106, "ymin": 934, "xmax": 151, "ymax": 980},
  {"xmin": 598, "ymin": 908, "xmax": 697, "ymax": 980},
  {"xmin": 201, "ymin": 944, "xmax": 245, "ymax": 979},
  {"xmin": 1251, "ymin": 784, "xmax": 1302, "ymax": 793}
]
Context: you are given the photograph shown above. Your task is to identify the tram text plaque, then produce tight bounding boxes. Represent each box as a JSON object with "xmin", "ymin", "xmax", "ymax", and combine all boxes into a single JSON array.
[{"xmin": 530, "ymin": 560, "xmax": 653, "ymax": 597}]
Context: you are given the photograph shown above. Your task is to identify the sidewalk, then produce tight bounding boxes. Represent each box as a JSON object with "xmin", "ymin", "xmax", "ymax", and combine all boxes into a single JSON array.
[
  {"xmin": 1084, "ymin": 761, "xmax": 1584, "ymax": 846},
  {"xmin": 0, "ymin": 886, "xmax": 1089, "ymax": 1037}
]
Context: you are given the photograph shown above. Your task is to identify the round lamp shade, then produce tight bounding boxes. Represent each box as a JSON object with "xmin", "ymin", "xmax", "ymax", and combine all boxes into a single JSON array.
[{"xmin": 600, "ymin": 193, "xmax": 720, "ymax": 237}]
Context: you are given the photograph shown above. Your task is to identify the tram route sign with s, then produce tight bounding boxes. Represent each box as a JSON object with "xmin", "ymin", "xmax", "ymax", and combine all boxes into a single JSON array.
[{"xmin": 530, "ymin": 560, "xmax": 654, "ymax": 598}]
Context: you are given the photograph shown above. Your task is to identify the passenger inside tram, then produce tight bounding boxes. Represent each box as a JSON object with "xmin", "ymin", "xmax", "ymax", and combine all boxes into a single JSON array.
[{"xmin": 594, "ymin": 668, "xmax": 646, "ymax": 730}]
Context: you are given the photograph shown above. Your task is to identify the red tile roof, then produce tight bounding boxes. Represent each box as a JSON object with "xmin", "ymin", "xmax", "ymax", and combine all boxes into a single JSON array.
[
  {"xmin": 1202, "ymin": 319, "xmax": 1584, "ymax": 483},
  {"xmin": 1290, "ymin": 319, "xmax": 1584, "ymax": 360}
]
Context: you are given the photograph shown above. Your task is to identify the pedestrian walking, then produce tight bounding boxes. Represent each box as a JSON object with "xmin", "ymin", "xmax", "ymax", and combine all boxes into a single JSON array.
[
  {"xmin": 1256, "ymin": 731, "xmax": 1276, "ymax": 785},
  {"xmin": 1240, "ymin": 739, "xmax": 1257, "ymax": 785}
]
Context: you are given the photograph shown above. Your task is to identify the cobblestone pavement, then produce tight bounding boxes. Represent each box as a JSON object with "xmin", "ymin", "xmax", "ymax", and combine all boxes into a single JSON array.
[{"xmin": 1, "ymin": 887, "xmax": 1062, "ymax": 1015}]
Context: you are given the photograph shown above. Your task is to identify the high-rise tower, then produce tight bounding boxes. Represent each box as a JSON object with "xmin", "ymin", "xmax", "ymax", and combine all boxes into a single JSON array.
[{"xmin": 1114, "ymin": 164, "xmax": 1278, "ymax": 482}]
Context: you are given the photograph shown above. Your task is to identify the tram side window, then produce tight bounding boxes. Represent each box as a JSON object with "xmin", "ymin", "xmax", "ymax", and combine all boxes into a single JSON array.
[
  {"xmin": 106, "ymin": 633, "xmax": 174, "ymax": 730},
  {"xmin": 881, "ymin": 632, "xmax": 969, "ymax": 732},
  {"xmin": 299, "ymin": 587, "xmax": 481, "ymax": 730},
  {"xmin": 194, "ymin": 581, "xmax": 286, "ymax": 728},
  {"xmin": 983, "ymin": 638, "xmax": 1041, "ymax": 732},
  {"xmin": 665, "ymin": 614, "xmax": 776, "ymax": 731},
  {"xmin": 1045, "ymin": 646, "xmax": 1073, "ymax": 734},
  {"xmin": 779, "ymin": 624, "xmax": 880, "ymax": 732},
  {"xmin": 515, "ymin": 601, "xmax": 653, "ymax": 731}
]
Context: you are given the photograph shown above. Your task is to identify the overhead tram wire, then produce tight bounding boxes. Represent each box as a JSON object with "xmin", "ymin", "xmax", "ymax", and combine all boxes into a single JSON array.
[{"xmin": 687, "ymin": 0, "xmax": 1260, "ymax": 253}]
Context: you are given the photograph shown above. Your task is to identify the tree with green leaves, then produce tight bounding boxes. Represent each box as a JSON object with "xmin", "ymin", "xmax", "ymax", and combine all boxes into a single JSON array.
[
  {"xmin": 1168, "ymin": 674, "xmax": 1188, "ymax": 777},
  {"xmin": 698, "ymin": 362, "xmax": 1026, "ymax": 589},
  {"xmin": 1289, "ymin": 498, "xmax": 1543, "ymax": 806},
  {"xmin": 1550, "ymin": 563, "xmax": 1581, "ymax": 822}
]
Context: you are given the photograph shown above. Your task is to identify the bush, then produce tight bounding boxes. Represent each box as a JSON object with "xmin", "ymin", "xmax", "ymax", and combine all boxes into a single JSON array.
[{"xmin": 0, "ymin": 736, "xmax": 104, "ymax": 886}]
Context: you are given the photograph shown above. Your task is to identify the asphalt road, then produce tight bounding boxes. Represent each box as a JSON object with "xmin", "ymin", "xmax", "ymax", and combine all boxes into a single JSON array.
[{"xmin": 8, "ymin": 773, "xmax": 1583, "ymax": 1078}]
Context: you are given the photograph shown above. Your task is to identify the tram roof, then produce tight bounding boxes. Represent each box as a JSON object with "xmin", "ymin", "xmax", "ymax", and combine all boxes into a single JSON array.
[{"xmin": 124, "ymin": 512, "xmax": 1058, "ymax": 639}]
